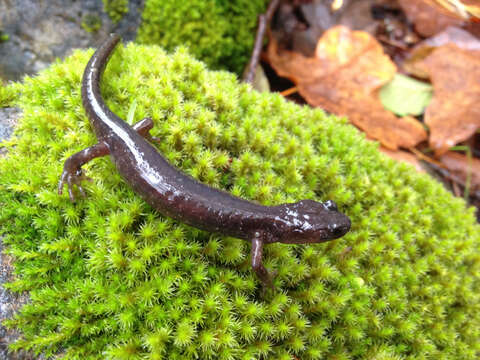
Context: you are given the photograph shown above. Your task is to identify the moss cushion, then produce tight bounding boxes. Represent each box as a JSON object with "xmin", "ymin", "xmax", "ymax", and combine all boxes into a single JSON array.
[
  {"xmin": 136, "ymin": 0, "xmax": 269, "ymax": 75},
  {"xmin": 0, "ymin": 42, "xmax": 479, "ymax": 359}
]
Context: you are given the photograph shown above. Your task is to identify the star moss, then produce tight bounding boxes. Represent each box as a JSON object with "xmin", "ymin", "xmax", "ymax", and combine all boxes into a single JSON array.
[
  {"xmin": 103, "ymin": 0, "xmax": 129, "ymax": 23},
  {"xmin": 0, "ymin": 82, "xmax": 18, "ymax": 107},
  {"xmin": 0, "ymin": 42, "xmax": 479, "ymax": 359},
  {"xmin": 136, "ymin": 0, "xmax": 269, "ymax": 75}
]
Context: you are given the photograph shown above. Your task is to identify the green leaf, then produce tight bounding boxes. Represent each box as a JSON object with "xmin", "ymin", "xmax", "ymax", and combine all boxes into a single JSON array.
[{"xmin": 379, "ymin": 74, "xmax": 433, "ymax": 117}]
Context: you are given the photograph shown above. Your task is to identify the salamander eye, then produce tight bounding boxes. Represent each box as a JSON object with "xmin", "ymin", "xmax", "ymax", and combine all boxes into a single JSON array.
[
  {"xmin": 332, "ymin": 225, "xmax": 344, "ymax": 236},
  {"xmin": 323, "ymin": 200, "xmax": 338, "ymax": 211}
]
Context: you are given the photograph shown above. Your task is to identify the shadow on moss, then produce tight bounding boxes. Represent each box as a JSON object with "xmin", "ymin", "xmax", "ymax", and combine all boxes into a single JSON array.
[{"xmin": 137, "ymin": 0, "xmax": 270, "ymax": 75}]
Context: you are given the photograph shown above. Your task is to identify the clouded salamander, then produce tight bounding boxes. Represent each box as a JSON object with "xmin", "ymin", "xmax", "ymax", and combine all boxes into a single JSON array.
[{"xmin": 58, "ymin": 35, "xmax": 351, "ymax": 289}]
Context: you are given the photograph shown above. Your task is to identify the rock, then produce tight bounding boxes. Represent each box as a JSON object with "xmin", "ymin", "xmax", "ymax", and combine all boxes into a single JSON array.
[
  {"xmin": 0, "ymin": 0, "xmax": 144, "ymax": 81},
  {"xmin": 0, "ymin": 241, "xmax": 34, "ymax": 360},
  {"xmin": 0, "ymin": 107, "xmax": 21, "ymax": 144},
  {"xmin": 0, "ymin": 2, "xmax": 145, "ymax": 355},
  {"xmin": 0, "ymin": 107, "xmax": 36, "ymax": 359}
]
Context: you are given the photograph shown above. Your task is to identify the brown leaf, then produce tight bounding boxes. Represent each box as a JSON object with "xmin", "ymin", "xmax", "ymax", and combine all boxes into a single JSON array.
[
  {"xmin": 404, "ymin": 26, "xmax": 480, "ymax": 78},
  {"xmin": 413, "ymin": 26, "xmax": 480, "ymax": 51},
  {"xmin": 398, "ymin": 0, "xmax": 465, "ymax": 37},
  {"xmin": 440, "ymin": 151, "xmax": 480, "ymax": 194},
  {"xmin": 380, "ymin": 146, "xmax": 424, "ymax": 172},
  {"xmin": 267, "ymin": 25, "xmax": 427, "ymax": 150},
  {"xmin": 409, "ymin": 44, "xmax": 480, "ymax": 155}
]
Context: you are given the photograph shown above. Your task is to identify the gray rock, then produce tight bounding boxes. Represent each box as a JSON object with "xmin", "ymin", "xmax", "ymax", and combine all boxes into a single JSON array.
[
  {"xmin": 0, "ymin": 0, "xmax": 144, "ymax": 81},
  {"xmin": 0, "ymin": 241, "xmax": 33, "ymax": 360},
  {"xmin": 0, "ymin": 107, "xmax": 21, "ymax": 145},
  {"xmin": 0, "ymin": 107, "xmax": 37, "ymax": 359},
  {"xmin": 0, "ymin": 1, "xmax": 145, "ymax": 356}
]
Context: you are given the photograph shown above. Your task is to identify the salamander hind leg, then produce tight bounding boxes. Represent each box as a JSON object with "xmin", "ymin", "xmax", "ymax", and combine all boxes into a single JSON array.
[
  {"xmin": 251, "ymin": 231, "xmax": 275, "ymax": 291},
  {"xmin": 133, "ymin": 117, "xmax": 161, "ymax": 143}
]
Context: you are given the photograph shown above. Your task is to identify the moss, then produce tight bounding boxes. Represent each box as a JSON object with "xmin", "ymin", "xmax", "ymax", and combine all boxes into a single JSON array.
[
  {"xmin": 103, "ymin": 0, "xmax": 129, "ymax": 24},
  {"xmin": 0, "ymin": 43, "xmax": 479, "ymax": 359},
  {"xmin": 0, "ymin": 82, "xmax": 19, "ymax": 107},
  {"xmin": 81, "ymin": 14, "xmax": 102, "ymax": 33},
  {"xmin": 136, "ymin": 0, "xmax": 269, "ymax": 75},
  {"xmin": 0, "ymin": 30, "xmax": 9, "ymax": 43}
]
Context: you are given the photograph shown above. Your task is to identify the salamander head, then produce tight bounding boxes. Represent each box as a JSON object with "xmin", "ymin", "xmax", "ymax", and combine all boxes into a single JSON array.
[{"xmin": 273, "ymin": 199, "xmax": 351, "ymax": 244}]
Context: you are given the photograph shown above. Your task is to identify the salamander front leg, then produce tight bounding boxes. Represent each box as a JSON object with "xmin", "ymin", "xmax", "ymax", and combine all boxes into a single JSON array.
[
  {"xmin": 251, "ymin": 231, "xmax": 275, "ymax": 290},
  {"xmin": 132, "ymin": 117, "xmax": 161, "ymax": 143},
  {"xmin": 58, "ymin": 118, "xmax": 160, "ymax": 201}
]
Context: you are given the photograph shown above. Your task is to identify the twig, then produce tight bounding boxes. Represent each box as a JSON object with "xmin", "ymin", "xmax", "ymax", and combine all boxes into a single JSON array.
[
  {"xmin": 449, "ymin": 145, "xmax": 473, "ymax": 202},
  {"xmin": 409, "ymin": 147, "xmax": 446, "ymax": 169},
  {"xmin": 279, "ymin": 86, "xmax": 298, "ymax": 97},
  {"xmin": 414, "ymin": 147, "xmax": 479, "ymax": 203},
  {"xmin": 452, "ymin": 180, "xmax": 461, "ymax": 197},
  {"xmin": 243, "ymin": 0, "xmax": 281, "ymax": 84},
  {"xmin": 377, "ymin": 35, "xmax": 408, "ymax": 50}
]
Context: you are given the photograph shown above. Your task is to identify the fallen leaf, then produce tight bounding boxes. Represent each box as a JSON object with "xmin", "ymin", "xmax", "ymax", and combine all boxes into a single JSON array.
[
  {"xmin": 300, "ymin": 82, "xmax": 428, "ymax": 150},
  {"xmin": 379, "ymin": 74, "xmax": 433, "ymax": 117},
  {"xmin": 413, "ymin": 26, "xmax": 480, "ymax": 51},
  {"xmin": 409, "ymin": 44, "xmax": 480, "ymax": 155},
  {"xmin": 398, "ymin": 0, "xmax": 465, "ymax": 37},
  {"xmin": 298, "ymin": 0, "xmax": 340, "ymax": 53},
  {"xmin": 380, "ymin": 146, "xmax": 424, "ymax": 172},
  {"xmin": 436, "ymin": 0, "xmax": 480, "ymax": 20},
  {"xmin": 267, "ymin": 25, "xmax": 427, "ymax": 150},
  {"xmin": 267, "ymin": 36, "xmax": 330, "ymax": 84},
  {"xmin": 439, "ymin": 151, "xmax": 480, "ymax": 195},
  {"xmin": 404, "ymin": 26, "xmax": 480, "ymax": 78}
]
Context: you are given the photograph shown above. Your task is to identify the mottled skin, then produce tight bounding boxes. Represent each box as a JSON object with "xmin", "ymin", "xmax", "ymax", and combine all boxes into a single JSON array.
[{"xmin": 58, "ymin": 35, "xmax": 351, "ymax": 288}]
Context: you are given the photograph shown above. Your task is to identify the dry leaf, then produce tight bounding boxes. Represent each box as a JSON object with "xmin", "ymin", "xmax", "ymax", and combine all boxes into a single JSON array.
[
  {"xmin": 436, "ymin": 0, "xmax": 480, "ymax": 19},
  {"xmin": 299, "ymin": 82, "xmax": 427, "ymax": 150},
  {"xmin": 404, "ymin": 26, "xmax": 480, "ymax": 78},
  {"xmin": 398, "ymin": 0, "xmax": 465, "ymax": 37},
  {"xmin": 439, "ymin": 151, "xmax": 480, "ymax": 194},
  {"xmin": 413, "ymin": 26, "xmax": 480, "ymax": 50},
  {"xmin": 380, "ymin": 146, "xmax": 424, "ymax": 172},
  {"xmin": 267, "ymin": 25, "xmax": 427, "ymax": 150},
  {"xmin": 409, "ymin": 44, "xmax": 480, "ymax": 155}
]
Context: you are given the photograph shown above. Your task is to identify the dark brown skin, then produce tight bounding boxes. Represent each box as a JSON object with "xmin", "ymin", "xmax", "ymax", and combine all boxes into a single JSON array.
[{"xmin": 58, "ymin": 35, "xmax": 351, "ymax": 289}]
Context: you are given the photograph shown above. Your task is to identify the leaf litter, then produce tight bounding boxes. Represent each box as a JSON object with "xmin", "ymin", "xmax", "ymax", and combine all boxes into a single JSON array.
[
  {"xmin": 258, "ymin": 0, "xmax": 480, "ymax": 211},
  {"xmin": 267, "ymin": 25, "xmax": 427, "ymax": 150}
]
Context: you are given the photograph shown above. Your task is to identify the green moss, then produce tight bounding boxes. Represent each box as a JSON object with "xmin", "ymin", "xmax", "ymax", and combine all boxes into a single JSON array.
[
  {"xmin": 1, "ymin": 43, "xmax": 479, "ymax": 359},
  {"xmin": 137, "ymin": 0, "xmax": 269, "ymax": 75},
  {"xmin": 103, "ymin": 0, "xmax": 128, "ymax": 23},
  {"xmin": 0, "ymin": 82, "xmax": 19, "ymax": 107},
  {"xmin": 81, "ymin": 14, "xmax": 102, "ymax": 33},
  {"xmin": 0, "ymin": 30, "xmax": 9, "ymax": 43}
]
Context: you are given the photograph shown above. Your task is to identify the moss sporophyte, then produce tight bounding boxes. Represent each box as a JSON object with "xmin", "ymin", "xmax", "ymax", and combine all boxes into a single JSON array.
[{"xmin": 0, "ymin": 41, "xmax": 479, "ymax": 358}]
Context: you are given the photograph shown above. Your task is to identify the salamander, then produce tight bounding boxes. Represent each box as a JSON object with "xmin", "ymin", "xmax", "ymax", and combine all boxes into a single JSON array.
[{"xmin": 58, "ymin": 34, "xmax": 351, "ymax": 289}]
